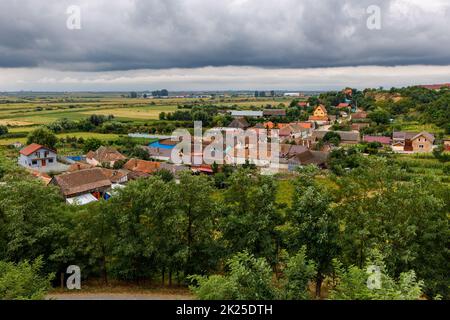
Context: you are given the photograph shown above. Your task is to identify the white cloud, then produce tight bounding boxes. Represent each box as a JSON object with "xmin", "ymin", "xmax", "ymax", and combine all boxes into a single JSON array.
[{"xmin": 1, "ymin": 65, "xmax": 449, "ymax": 91}]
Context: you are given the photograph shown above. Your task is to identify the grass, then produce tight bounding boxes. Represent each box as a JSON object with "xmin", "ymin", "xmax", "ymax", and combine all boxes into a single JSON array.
[
  {"xmin": 80, "ymin": 105, "xmax": 179, "ymax": 120},
  {"xmin": 393, "ymin": 154, "xmax": 448, "ymax": 183},
  {"xmin": 276, "ymin": 179, "xmax": 295, "ymax": 207},
  {"xmin": 395, "ymin": 120, "xmax": 444, "ymax": 135}
]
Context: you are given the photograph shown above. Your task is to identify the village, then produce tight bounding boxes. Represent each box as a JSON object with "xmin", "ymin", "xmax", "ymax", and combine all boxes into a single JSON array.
[{"xmin": 11, "ymin": 89, "xmax": 445, "ymax": 207}]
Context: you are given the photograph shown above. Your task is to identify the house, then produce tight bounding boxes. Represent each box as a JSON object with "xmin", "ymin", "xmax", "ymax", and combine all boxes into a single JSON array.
[
  {"xmin": 101, "ymin": 168, "xmax": 129, "ymax": 184},
  {"xmin": 393, "ymin": 131, "xmax": 435, "ymax": 153},
  {"xmin": 363, "ymin": 136, "xmax": 392, "ymax": 146},
  {"xmin": 312, "ymin": 105, "xmax": 328, "ymax": 118},
  {"xmin": 337, "ymin": 103, "xmax": 350, "ymax": 109},
  {"xmin": 444, "ymin": 139, "xmax": 450, "ymax": 152},
  {"xmin": 68, "ymin": 162, "xmax": 95, "ymax": 172},
  {"xmin": 123, "ymin": 158, "xmax": 161, "ymax": 174},
  {"xmin": 228, "ymin": 117, "xmax": 250, "ymax": 129},
  {"xmin": 279, "ymin": 123, "xmax": 310, "ymax": 140},
  {"xmin": 50, "ymin": 168, "xmax": 112, "ymax": 200},
  {"xmin": 278, "ymin": 144, "xmax": 328, "ymax": 170},
  {"xmin": 18, "ymin": 143, "xmax": 58, "ymax": 170},
  {"xmin": 86, "ymin": 146, "xmax": 126, "ymax": 167},
  {"xmin": 298, "ymin": 102, "xmax": 309, "ymax": 108},
  {"xmin": 144, "ymin": 146, "xmax": 173, "ymax": 161},
  {"xmin": 10, "ymin": 142, "xmax": 23, "ymax": 149},
  {"xmin": 159, "ymin": 163, "xmax": 190, "ymax": 176},
  {"xmin": 308, "ymin": 105, "xmax": 329, "ymax": 123},
  {"xmin": 229, "ymin": 110, "xmax": 264, "ymax": 118},
  {"xmin": 263, "ymin": 109, "xmax": 286, "ymax": 117},
  {"xmin": 287, "ymin": 150, "xmax": 329, "ymax": 171},
  {"xmin": 264, "ymin": 121, "xmax": 276, "ymax": 129},
  {"xmin": 410, "ymin": 132, "xmax": 436, "ymax": 153},
  {"xmin": 352, "ymin": 112, "xmax": 368, "ymax": 120},
  {"xmin": 311, "ymin": 131, "xmax": 361, "ymax": 145},
  {"xmin": 351, "ymin": 123, "xmax": 371, "ymax": 131}
]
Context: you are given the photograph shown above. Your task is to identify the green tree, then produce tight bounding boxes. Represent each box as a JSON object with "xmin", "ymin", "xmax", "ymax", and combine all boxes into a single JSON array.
[
  {"xmin": 0, "ymin": 125, "xmax": 8, "ymax": 136},
  {"xmin": 0, "ymin": 258, "xmax": 53, "ymax": 300},
  {"xmin": 0, "ymin": 179, "xmax": 69, "ymax": 275},
  {"xmin": 27, "ymin": 128, "xmax": 58, "ymax": 150},
  {"xmin": 281, "ymin": 247, "xmax": 317, "ymax": 300},
  {"xmin": 105, "ymin": 177, "xmax": 179, "ymax": 282},
  {"xmin": 221, "ymin": 169, "xmax": 282, "ymax": 264},
  {"xmin": 153, "ymin": 168, "xmax": 174, "ymax": 183},
  {"xmin": 330, "ymin": 251, "xmax": 424, "ymax": 300},
  {"xmin": 335, "ymin": 158, "xmax": 449, "ymax": 298},
  {"xmin": 323, "ymin": 131, "xmax": 341, "ymax": 146},
  {"xmin": 67, "ymin": 203, "xmax": 115, "ymax": 284},
  {"xmin": 82, "ymin": 138, "xmax": 102, "ymax": 153},
  {"xmin": 190, "ymin": 251, "xmax": 277, "ymax": 300},
  {"xmin": 368, "ymin": 109, "xmax": 391, "ymax": 125},
  {"xmin": 176, "ymin": 173, "xmax": 220, "ymax": 276},
  {"xmin": 284, "ymin": 166, "xmax": 340, "ymax": 297}
]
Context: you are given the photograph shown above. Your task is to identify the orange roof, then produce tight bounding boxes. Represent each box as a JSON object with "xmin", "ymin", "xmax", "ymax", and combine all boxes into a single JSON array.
[
  {"xmin": 277, "ymin": 123, "xmax": 289, "ymax": 129},
  {"xmin": 20, "ymin": 143, "xmax": 55, "ymax": 156},
  {"xmin": 309, "ymin": 116, "xmax": 329, "ymax": 121},
  {"xmin": 296, "ymin": 122, "xmax": 313, "ymax": 129},
  {"xmin": 337, "ymin": 103, "xmax": 350, "ymax": 108},
  {"xmin": 123, "ymin": 158, "xmax": 161, "ymax": 174},
  {"xmin": 264, "ymin": 121, "xmax": 275, "ymax": 129}
]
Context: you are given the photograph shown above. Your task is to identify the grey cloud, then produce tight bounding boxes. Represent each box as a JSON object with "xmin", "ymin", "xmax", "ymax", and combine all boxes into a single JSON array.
[{"xmin": 0, "ymin": 0, "xmax": 449, "ymax": 71}]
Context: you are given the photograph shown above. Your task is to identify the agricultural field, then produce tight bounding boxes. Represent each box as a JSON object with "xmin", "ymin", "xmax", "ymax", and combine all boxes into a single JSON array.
[{"xmin": 0, "ymin": 95, "xmax": 290, "ymax": 126}]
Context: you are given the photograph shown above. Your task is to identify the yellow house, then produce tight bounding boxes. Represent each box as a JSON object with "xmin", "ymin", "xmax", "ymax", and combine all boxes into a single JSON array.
[{"xmin": 313, "ymin": 105, "xmax": 328, "ymax": 117}]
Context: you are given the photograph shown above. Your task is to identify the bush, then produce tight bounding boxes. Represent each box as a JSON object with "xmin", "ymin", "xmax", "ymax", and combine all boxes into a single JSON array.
[
  {"xmin": 0, "ymin": 125, "xmax": 8, "ymax": 136},
  {"xmin": 0, "ymin": 258, "xmax": 53, "ymax": 300},
  {"xmin": 190, "ymin": 251, "xmax": 277, "ymax": 300}
]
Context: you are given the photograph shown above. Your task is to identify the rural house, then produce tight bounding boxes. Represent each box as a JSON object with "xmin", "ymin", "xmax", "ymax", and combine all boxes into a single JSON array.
[
  {"xmin": 228, "ymin": 117, "xmax": 250, "ymax": 129},
  {"xmin": 363, "ymin": 136, "xmax": 392, "ymax": 146},
  {"xmin": 444, "ymin": 139, "xmax": 450, "ymax": 152},
  {"xmin": 392, "ymin": 131, "xmax": 435, "ymax": 153},
  {"xmin": 50, "ymin": 168, "xmax": 112, "ymax": 202},
  {"xmin": 18, "ymin": 143, "xmax": 58, "ymax": 171},
  {"xmin": 311, "ymin": 131, "xmax": 361, "ymax": 145},
  {"xmin": 263, "ymin": 109, "xmax": 287, "ymax": 117},
  {"xmin": 86, "ymin": 146, "xmax": 127, "ymax": 167},
  {"xmin": 229, "ymin": 110, "xmax": 264, "ymax": 118},
  {"xmin": 123, "ymin": 158, "xmax": 161, "ymax": 174},
  {"xmin": 308, "ymin": 105, "xmax": 329, "ymax": 123}
]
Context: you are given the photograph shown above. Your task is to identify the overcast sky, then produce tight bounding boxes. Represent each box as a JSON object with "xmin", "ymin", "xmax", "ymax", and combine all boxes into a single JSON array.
[{"xmin": 1, "ymin": 0, "xmax": 449, "ymax": 91}]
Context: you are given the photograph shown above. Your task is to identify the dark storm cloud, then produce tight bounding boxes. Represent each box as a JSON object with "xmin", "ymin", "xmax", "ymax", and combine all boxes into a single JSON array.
[{"xmin": 0, "ymin": 0, "xmax": 449, "ymax": 71}]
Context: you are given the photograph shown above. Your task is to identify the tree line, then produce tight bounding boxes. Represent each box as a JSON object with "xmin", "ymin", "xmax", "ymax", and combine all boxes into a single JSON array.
[{"xmin": 0, "ymin": 149, "xmax": 448, "ymax": 300}]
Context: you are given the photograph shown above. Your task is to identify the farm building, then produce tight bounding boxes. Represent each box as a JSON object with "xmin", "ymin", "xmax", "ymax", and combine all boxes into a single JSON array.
[{"xmin": 50, "ymin": 168, "xmax": 112, "ymax": 200}]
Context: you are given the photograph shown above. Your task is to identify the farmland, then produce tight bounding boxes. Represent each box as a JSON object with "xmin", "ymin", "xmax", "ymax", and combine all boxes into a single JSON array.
[{"xmin": 0, "ymin": 95, "xmax": 290, "ymax": 126}]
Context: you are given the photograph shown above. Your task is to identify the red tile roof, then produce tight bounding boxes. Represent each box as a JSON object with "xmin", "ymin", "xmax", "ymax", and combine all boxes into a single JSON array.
[
  {"xmin": 364, "ymin": 136, "xmax": 392, "ymax": 145},
  {"xmin": 20, "ymin": 143, "xmax": 55, "ymax": 156}
]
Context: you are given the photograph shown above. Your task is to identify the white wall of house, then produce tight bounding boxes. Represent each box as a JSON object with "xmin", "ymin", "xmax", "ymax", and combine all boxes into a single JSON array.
[
  {"xmin": 18, "ymin": 149, "xmax": 57, "ymax": 169},
  {"xmin": 86, "ymin": 158, "xmax": 100, "ymax": 166}
]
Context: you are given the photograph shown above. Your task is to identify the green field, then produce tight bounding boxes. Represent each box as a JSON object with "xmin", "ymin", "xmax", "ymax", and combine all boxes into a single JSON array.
[{"xmin": 0, "ymin": 96, "xmax": 289, "ymax": 126}]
